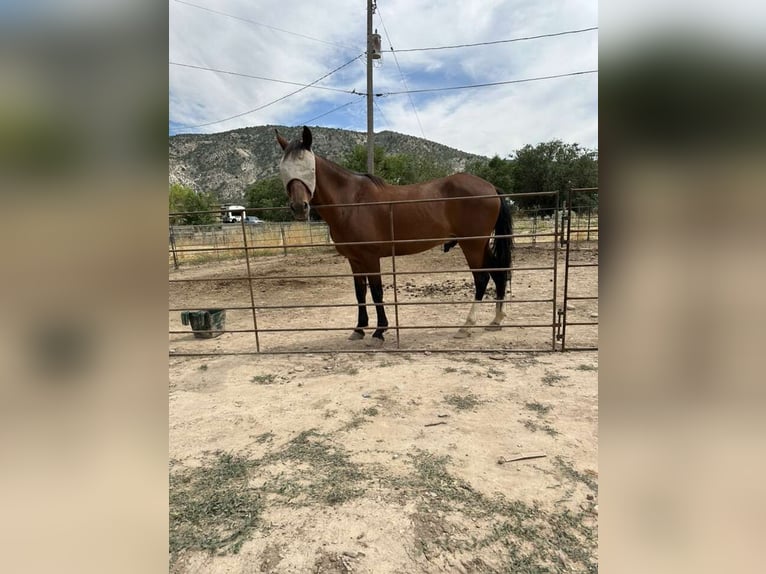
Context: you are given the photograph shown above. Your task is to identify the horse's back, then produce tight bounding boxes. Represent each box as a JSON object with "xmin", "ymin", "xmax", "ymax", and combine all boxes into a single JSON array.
[{"xmin": 441, "ymin": 172, "xmax": 498, "ymax": 197}]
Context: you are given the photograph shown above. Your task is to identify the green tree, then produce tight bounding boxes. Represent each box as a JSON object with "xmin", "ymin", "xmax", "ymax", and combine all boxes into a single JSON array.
[
  {"xmin": 467, "ymin": 155, "xmax": 515, "ymax": 192},
  {"xmin": 169, "ymin": 183, "xmax": 215, "ymax": 225},
  {"xmin": 341, "ymin": 145, "xmax": 449, "ymax": 185},
  {"xmin": 245, "ymin": 177, "xmax": 292, "ymax": 221},
  {"xmin": 342, "ymin": 144, "xmax": 386, "ymax": 175},
  {"xmin": 511, "ymin": 141, "xmax": 598, "ymax": 213}
]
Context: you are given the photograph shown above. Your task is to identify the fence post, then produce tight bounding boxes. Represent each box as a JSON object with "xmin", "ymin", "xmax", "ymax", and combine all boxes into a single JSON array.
[
  {"xmin": 280, "ymin": 225, "xmax": 287, "ymax": 256},
  {"xmin": 169, "ymin": 226, "xmax": 179, "ymax": 269},
  {"xmin": 240, "ymin": 217, "xmax": 261, "ymax": 352},
  {"xmin": 213, "ymin": 227, "xmax": 221, "ymax": 264}
]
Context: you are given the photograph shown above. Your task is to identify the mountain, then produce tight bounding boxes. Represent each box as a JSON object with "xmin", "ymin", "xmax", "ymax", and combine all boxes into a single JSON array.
[{"xmin": 169, "ymin": 125, "xmax": 485, "ymax": 202}]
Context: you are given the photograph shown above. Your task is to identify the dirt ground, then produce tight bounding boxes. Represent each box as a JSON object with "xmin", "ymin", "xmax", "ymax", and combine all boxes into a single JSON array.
[{"xmin": 169, "ymin": 244, "xmax": 598, "ymax": 573}]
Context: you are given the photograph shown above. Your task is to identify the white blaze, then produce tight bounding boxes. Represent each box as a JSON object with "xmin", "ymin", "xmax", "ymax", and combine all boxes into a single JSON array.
[{"xmin": 279, "ymin": 149, "xmax": 316, "ymax": 197}]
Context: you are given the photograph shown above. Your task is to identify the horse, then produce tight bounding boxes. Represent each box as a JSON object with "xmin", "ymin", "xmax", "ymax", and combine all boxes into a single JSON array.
[{"xmin": 276, "ymin": 126, "xmax": 513, "ymax": 343}]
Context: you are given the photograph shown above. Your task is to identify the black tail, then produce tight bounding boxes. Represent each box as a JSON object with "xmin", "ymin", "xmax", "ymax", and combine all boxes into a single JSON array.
[{"xmin": 489, "ymin": 189, "xmax": 513, "ymax": 274}]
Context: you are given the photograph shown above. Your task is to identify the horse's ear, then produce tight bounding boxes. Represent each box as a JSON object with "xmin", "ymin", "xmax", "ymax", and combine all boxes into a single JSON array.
[
  {"xmin": 275, "ymin": 129, "xmax": 288, "ymax": 150},
  {"xmin": 302, "ymin": 126, "xmax": 312, "ymax": 151}
]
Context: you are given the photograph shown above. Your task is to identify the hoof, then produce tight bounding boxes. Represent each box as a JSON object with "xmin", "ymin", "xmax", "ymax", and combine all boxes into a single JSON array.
[
  {"xmin": 454, "ymin": 329, "xmax": 472, "ymax": 339},
  {"xmin": 348, "ymin": 330, "xmax": 365, "ymax": 340},
  {"xmin": 367, "ymin": 336, "xmax": 384, "ymax": 348},
  {"xmin": 485, "ymin": 322, "xmax": 502, "ymax": 332}
]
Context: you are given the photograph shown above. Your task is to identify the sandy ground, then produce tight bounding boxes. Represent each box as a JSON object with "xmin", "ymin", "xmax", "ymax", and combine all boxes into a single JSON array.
[{"xmin": 169, "ymin": 244, "xmax": 598, "ymax": 573}]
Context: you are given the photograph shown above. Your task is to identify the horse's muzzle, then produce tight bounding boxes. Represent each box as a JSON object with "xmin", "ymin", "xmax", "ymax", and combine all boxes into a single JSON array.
[{"xmin": 290, "ymin": 201, "xmax": 309, "ymax": 221}]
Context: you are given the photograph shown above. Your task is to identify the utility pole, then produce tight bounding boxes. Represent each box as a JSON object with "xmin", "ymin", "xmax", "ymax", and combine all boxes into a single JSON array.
[{"xmin": 366, "ymin": 0, "xmax": 375, "ymax": 174}]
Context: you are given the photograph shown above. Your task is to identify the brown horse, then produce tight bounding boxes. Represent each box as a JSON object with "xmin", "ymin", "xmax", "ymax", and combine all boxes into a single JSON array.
[{"xmin": 276, "ymin": 126, "xmax": 512, "ymax": 343}]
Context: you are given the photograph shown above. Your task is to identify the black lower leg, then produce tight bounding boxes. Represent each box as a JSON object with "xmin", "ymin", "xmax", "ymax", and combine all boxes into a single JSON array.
[
  {"xmin": 473, "ymin": 271, "xmax": 491, "ymax": 301},
  {"xmin": 352, "ymin": 275, "xmax": 368, "ymax": 337},
  {"xmin": 490, "ymin": 270, "xmax": 507, "ymax": 300},
  {"xmin": 369, "ymin": 277, "xmax": 389, "ymax": 340}
]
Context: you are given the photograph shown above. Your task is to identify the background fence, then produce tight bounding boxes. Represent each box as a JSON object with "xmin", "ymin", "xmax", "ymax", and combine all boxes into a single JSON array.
[{"xmin": 169, "ymin": 205, "xmax": 598, "ymax": 269}]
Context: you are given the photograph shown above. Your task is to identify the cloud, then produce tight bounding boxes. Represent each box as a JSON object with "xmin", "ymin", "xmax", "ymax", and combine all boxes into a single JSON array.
[{"xmin": 170, "ymin": 0, "xmax": 598, "ymax": 155}]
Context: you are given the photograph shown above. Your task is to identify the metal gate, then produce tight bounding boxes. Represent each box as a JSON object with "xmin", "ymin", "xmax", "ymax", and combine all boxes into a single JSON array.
[{"xmin": 556, "ymin": 187, "xmax": 599, "ymax": 351}]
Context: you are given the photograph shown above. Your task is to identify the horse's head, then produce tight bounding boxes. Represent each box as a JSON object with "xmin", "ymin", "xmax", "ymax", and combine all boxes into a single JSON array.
[{"xmin": 276, "ymin": 126, "xmax": 315, "ymax": 221}]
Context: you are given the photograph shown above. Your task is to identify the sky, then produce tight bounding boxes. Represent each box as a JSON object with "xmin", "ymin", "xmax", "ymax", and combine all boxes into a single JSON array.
[{"xmin": 169, "ymin": 0, "xmax": 598, "ymax": 158}]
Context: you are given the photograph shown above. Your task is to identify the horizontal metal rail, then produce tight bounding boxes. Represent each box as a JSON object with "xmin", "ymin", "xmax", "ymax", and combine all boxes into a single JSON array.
[
  {"xmin": 564, "ymin": 296, "xmax": 599, "ymax": 301},
  {"xmin": 168, "ymin": 232, "xmax": 555, "ymax": 256},
  {"xmin": 170, "ymin": 190, "xmax": 561, "ymax": 218},
  {"xmin": 169, "ymin": 323, "xmax": 555, "ymax": 335},
  {"xmin": 168, "ymin": 265, "xmax": 553, "ymax": 283},
  {"xmin": 558, "ymin": 346, "xmax": 598, "ymax": 352},
  {"xmin": 169, "ymin": 348, "xmax": 561, "ymax": 356},
  {"xmin": 168, "ymin": 298, "xmax": 553, "ymax": 312}
]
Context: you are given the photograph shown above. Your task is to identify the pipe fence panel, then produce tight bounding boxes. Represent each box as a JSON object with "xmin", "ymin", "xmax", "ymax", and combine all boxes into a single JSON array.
[{"xmin": 169, "ymin": 190, "xmax": 598, "ymax": 355}]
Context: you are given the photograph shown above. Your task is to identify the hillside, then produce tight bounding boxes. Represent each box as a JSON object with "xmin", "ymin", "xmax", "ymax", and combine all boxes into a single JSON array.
[{"xmin": 169, "ymin": 125, "xmax": 484, "ymax": 202}]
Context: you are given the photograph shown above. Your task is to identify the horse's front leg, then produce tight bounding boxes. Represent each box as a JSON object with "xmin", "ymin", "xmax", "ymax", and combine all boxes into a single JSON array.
[
  {"xmin": 349, "ymin": 273, "xmax": 369, "ymax": 340},
  {"xmin": 369, "ymin": 274, "xmax": 389, "ymax": 342}
]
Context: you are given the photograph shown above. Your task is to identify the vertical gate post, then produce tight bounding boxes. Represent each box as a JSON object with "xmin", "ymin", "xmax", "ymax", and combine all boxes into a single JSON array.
[
  {"xmin": 389, "ymin": 203, "xmax": 401, "ymax": 348},
  {"xmin": 551, "ymin": 191, "xmax": 560, "ymax": 351},
  {"xmin": 559, "ymin": 188, "xmax": 574, "ymax": 351},
  {"xmin": 240, "ymin": 215, "xmax": 261, "ymax": 352}
]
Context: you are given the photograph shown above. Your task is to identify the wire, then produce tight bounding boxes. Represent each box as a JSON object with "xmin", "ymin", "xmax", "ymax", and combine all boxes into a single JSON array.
[
  {"xmin": 377, "ymin": 70, "xmax": 598, "ymax": 96},
  {"xmin": 171, "ymin": 55, "xmax": 364, "ymax": 131},
  {"xmin": 169, "ymin": 60, "xmax": 360, "ymax": 94},
  {"xmin": 295, "ymin": 97, "xmax": 365, "ymax": 126},
  {"xmin": 173, "ymin": 0, "xmax": 356, "ymax": 50},
  {"xmin": 393, "ymin": 26, "xmax": 598, "ymax": 53},
  {"xmin": 373, "ymin": 99, "xmax": 391, "ymax": 130},
  {"xmin": 375, "ymin": 5, "xmax": 425, "ymax": 138}
]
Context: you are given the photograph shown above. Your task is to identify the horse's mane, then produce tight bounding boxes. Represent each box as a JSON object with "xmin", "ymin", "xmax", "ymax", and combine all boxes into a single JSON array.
[{"xmin": 322, "ymin": 156, "xmax": 386, "ymax": 189}]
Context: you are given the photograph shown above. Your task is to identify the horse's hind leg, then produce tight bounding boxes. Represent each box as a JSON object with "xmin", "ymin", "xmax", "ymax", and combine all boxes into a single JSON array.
[
  {"xmin": 485, "ymin": 270, "xmax": 507, "ymax": 331},
  {"xmin": 455, "ymin": 269, "xmax": 490, "ymax": 338}
]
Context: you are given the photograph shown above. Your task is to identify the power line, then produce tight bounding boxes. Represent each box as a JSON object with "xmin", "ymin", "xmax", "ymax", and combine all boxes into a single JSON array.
[
  {"xmin": 373, "ymin": 99, "xmax": 391, "ymax": 130},
  {"xmin": 170, "ymin": 60, "xmax": 361, "ymax": 94},
  {"xmin": 295, "ymin": 97, "xmax": 365, "ymax": 126},
  {"xmin": 375, "ymin": 5, "xmax": 425, "ymax": 138},
  {"xmin": 377, "ymin": 69, "xmax": 598, "ymax": 96},
  {"xmin": 173, "ymin": 0, "xmax": 356, "ymax": 50},
  {"xmin": 171, "ymin": 55, "xmax": 364, "ymax": 131},
  {"xmin": 393, "ymin": 26, "xmax": 598, "ymax": 53}
]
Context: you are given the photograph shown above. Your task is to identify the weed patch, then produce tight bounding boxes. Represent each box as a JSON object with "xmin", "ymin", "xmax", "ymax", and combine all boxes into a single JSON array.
[
  {"xmin": 254, "ymin": 432, "xmax": 274, "ymax": 444},
  {"xmin": 170, "ymin": 452, "xmax": 261, "ymax": 556},
  {"xmin": 555, "ymin": 456, "xmax": 598, "ymax": 494},
  {"xmin": 524, "ymin": 401, "xmax": 552, "ymax": 416},
  {"xmin": 523, "ymin": 419, "xmax": 560, "ymax": 437},
  {"xmin": 258, "ymin": 430, "xmax": 368, "ymax": 506},
  {"xmin": 444, "ymin": 393, "xmax": 481, "ymax": 411},
  {"xmin": 388, "ymin": 450, "xmax": 597, "ymax": 572},
  {"xmin": 576, "ymin": 363, "xmax": 598, "ymax": 371},
  {"xmin": 542, "ymin": 371, "xmax": 568, "ymax": 386}
]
